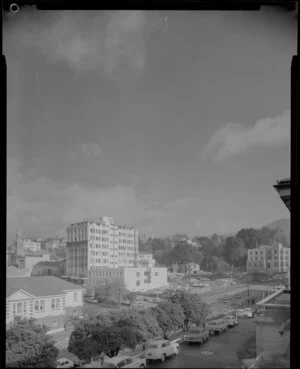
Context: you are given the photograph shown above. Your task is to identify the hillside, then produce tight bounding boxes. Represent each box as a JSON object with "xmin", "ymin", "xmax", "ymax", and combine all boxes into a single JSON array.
[{"xmin": 261, "ymin": 218, "xmax": 290, "ymax": 245}]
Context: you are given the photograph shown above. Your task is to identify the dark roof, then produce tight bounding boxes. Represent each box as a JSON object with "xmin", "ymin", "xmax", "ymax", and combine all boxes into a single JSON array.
[{"xmin": 6, "ymin": 276, "xmax": 84, "ymax": 298}]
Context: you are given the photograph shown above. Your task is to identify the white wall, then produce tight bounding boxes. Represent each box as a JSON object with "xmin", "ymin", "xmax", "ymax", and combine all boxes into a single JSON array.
[
  {"xmin": 25, "ymin": 255, "xmax": 51, "ymax": 273},
  {"xmin": 124, "ymin": 267, "xmax": 168, "ymax": 291},
  {"xmin": 64, "ymin": 289, "xmax": 84, "ymax": 307}
]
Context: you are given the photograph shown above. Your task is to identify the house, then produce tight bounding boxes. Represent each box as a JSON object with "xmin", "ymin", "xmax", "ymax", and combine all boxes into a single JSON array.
[
  {"xmin": 183, "ymin": 262, "xmax": 200, "ymax": 275},
  {"xmin": 6, "ymin": 276, "xmax": 84, "ymax": 334}
]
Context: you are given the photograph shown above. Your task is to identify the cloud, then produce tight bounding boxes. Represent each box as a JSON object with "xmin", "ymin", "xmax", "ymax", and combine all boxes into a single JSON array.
[
  {"xmin": 4, "ymin": 11, "xmax": 147, "ymax": 78},
  {"xmin": 79, "ymin": 142, "xmax": 103, "ymax": 157},
  {"xmin": 202, "ymin": 110, "xmax": 290, "ymax": 162}
]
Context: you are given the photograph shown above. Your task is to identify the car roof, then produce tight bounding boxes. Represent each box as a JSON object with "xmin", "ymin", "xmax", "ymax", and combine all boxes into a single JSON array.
[
  {"xmin": 147, "ymin": 339, "xmax": 169, "ymax": 344},
  {"xmin": 103, "ymin": 356, "xmax": 131, "ymax": 364},
  {"xmin": 57, "ymin": 358, "xmax": 71, "ymax": 363}
]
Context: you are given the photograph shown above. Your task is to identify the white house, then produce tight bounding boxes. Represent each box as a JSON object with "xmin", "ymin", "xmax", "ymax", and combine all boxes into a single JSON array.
[{"xmin": 6, "ymin": 276, "xmax": 84, "ymax": 334}]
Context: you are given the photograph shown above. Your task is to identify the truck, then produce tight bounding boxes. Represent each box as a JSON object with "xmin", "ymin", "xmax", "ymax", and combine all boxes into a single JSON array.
[{"xmin": 183, "ymin": 327, "xmax": 210, "ymax": 344}]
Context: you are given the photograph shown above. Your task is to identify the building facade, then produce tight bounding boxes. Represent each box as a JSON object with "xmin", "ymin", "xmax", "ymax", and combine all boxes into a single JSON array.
[
  {"xmin": 87, "ymin": 266, "xmax": 168, "ymax": 293},
  {"xmin": 247, "ymin": 243, "xmax": 290, "ymax": 273},
  {"xmin": 66, "ymin": 216, "xmax": 139, "ymax": 280},
  {"xmin": 6, "ymin": 276, "xmax": 84, "ymax": 334},
  {"xmin": 23, "ymin": 239, "xmax": 41, "ymax": 252},
  {"xmin": 137, "ymin": 252, "xmax": 155, "ymax": 267}
]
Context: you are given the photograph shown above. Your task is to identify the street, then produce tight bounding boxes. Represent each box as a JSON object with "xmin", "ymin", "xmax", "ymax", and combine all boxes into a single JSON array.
[{"xmin": 148, "ymin": 319, "xmax": 256, "ymax": 368}]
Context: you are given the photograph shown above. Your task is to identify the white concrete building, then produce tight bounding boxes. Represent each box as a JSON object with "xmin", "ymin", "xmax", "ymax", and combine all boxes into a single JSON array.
[
  {"xmin": 66, "ymin": 216, "xmax": 139, "ymax": 280},
  {"xmin": 247, "ymin": 243, "xmax": 290, "ymax": 273},
  {"xmin": 23, "ymin": 239, "xmax": 41, "ymax": 252},
  {"xmin": 24, "ymin": 255, "xmax": 51, "ymax": 274},
  {"xmin": 87, "ymin": 266, "xmax": 168, "ymax": 292}
]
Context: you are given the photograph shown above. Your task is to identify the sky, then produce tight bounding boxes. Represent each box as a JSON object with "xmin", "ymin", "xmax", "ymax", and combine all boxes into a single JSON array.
[{"xmin": 5, "ymin": 8, "xmax": 295, "ymax": 243}]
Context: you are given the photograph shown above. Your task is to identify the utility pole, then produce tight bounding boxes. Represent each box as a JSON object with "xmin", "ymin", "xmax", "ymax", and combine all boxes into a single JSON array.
[{"xmin": 118, "ymin": 287, "xmax": 121, "ymax": 310}]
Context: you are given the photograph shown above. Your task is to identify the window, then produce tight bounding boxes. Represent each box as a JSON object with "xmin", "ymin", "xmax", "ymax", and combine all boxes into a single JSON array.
[
  {"xmin": 35, "ymin": 300, "xmax": 39, "ymax": 312},
  {"xmin": 136, "ymin": 281, "xmax": 140, "ymax": 286},
  {"xmin": 17, "ymin": 302, "xmax": 22, "ymax": 314},
  {"xmin": 23, "ymin": 302, "xmax": 27, "ymax": 314},
  {"xmin": 52, "ymin": 320, "xmax": 58, "ymax": 327},
  {"xmin": 155, "ymin": 272, "xmax": 158, "ymax": 276},
  {"xmin": 117, "ymin": 360, "xmax": 127, "ymax": 368},
  {"xmin": 13, "ymin": 303, "xmax": 16, "ymax": 315},
  {"xmin": 40, "ymin": 300, "xmax": 45, "ymax": 312},
  {"xmin": 55, "ymin": 298, "xmax": 60, "ymax": 310},
  {"xmin": 73, "ymin": 292, "xmax": 78, "ymax": 302},
  {"xmin": 51, "ymin": 298, "xmax": 55, "ymax": 310},
  {"xmin": 125, "ymin": 359, "xmax": 133, "ymax": 365},
  {"xmin": 136, "ymin": 272, "xmax": 140, "ymax": 277},
  {"xmin": 162, "ymin": 343, "xmax": 167, "ymax": 348}
]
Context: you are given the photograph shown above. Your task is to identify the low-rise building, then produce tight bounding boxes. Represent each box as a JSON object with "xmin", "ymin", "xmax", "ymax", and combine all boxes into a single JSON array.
[
  {"xmin": 24, "ymin": 254, "xmax": 51, "ymax": 274},
  {"xmin": 87, "ymin": 266, "xmax": 168, "ymax": 293},
  {"xmin": 6, "ymin": 276, "xmax": 84, "ymax": 334},
  {"xmin": 23, "ymin": 239, "xmax": 41, "ymax": 252},
  {"xmin": 183, "ymin": 262, "xmax": 200, "ymax": 275}
]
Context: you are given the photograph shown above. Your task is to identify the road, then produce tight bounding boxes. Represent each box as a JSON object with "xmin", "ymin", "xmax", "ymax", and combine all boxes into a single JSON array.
[
  {"xmin": 148, "ymin": 319, "xmax": 256, "ymax": 368},
  {"xmin": 193, "ymin": 283, "xmax": 272, "ymax": 305}
]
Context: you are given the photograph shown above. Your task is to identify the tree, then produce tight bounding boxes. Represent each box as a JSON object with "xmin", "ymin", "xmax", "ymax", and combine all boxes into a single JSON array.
[
  {"xmin": 235, "ymin": 228, "xmax": 259, "ymax": 249},
  {"xmin": 93, "ymin": 326, "xmax": 124, "ymax": 357},
  {"xmin": 112, "ymin": 309, "xmax": 162, "ymax": 342},
  {"xmin": 6, "ymin": 317, "xmax": 59, "ymax": 368},
  {"xmin": 152, "ymin": 301, "xmax": 185, "ymax": 338},
  {"xmin": 68, "ymin": 338, "xmax": 98, "ymax": 362},
  {"xmin": 169, "ymin": 290, "xmax": 210, "ymax": 331},
  {"xmin": 223, "ymin": 237, "xmax": 247, "ymax": 267},
  {"xmin": 95, "ymin": 280, "xmax": 127, "ymax": 305}
]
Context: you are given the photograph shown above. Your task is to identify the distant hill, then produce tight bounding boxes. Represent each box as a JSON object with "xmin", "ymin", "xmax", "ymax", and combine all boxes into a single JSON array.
[{"xmin": 261, "ymin": 218, "xmax": 290, "ymax": 245}]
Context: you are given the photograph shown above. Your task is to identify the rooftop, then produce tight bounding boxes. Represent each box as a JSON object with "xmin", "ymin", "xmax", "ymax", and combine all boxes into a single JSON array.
[{"xmin": 6, "ymin": 276, "xmax": 84, "ymax": 298}]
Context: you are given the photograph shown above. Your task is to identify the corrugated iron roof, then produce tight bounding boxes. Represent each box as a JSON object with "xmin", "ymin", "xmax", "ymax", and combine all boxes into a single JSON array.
[{"xmin": 6, "ymin": 276, "xmax": 84, "ymax": 298}]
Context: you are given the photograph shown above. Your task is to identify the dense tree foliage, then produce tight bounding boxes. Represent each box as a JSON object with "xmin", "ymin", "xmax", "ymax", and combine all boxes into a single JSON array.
[
  {"xmin": 6, "ymin": 317, "xmax": 59, "ymax": 368},
  {"xmin": 169, "ymin": 290, "xmax": 210, "ymax": 331},
  {"xmin": 223, "ymin": 237, "xmax": 247, "ymax": 267},
  {"xmin": 152, "ymin": 301, "xmax": 185, "ymax": 338}
]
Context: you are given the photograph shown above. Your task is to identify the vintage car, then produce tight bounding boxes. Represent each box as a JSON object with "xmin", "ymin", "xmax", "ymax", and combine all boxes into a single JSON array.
[
  {"xmin": 101, "ymin": 354, "xmax": 146, "ymax": 368},
  {"xmin": 145, "ymin": 339, "xmax": 179, "ymax": 362},
  {"xmin": 183, "ymin": 327, "xmax": 210, "ymax": 344}
]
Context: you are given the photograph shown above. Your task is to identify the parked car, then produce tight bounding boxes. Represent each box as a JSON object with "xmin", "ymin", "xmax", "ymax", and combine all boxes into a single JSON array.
[
  {"xmin": 56, "ymin": 358, "xmax": 74, "ymax": 368},
  {"xmin": 237, "ymin": 309, "xmax": 253, "ymax": 318},
  {"xmin": 145, "ymin": 339, "xmax": 179, "ymax": 362},
  {"xmin": 84, "ymin": 297, "xmax": 98, "ymax": 304},
  {"xmin": 224, "ymin": 314, "xmax": 238, "ymax": 327},
  {"xmin": 205, "ymin": 319, "xmax": 228, "ymax": 335},
  {"xmin": 101, "ymin": 354, "xmax": 146, "ymax": 368},
  {"xmin": 183, "ymin": 327, "xmax": 210, "ymax": 344}
]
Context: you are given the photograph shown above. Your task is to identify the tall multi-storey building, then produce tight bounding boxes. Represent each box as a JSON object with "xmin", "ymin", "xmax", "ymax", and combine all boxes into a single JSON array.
[
  {"xmin": 247, "ymin": 243, "xmax": 290, "ymax": 273},
  {"xmin": 66, "ymin": 216, "xmax": 139, "ymax": 281}
]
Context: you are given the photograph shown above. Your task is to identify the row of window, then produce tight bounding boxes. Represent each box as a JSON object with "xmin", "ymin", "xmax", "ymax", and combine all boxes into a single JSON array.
[
  {"xmin": 90, "ymin": 228, "xmax": 109, "ymax": 234},
  {"xmin": 90, "ymin": 236, "xmax": 109, "ymax": 241}
]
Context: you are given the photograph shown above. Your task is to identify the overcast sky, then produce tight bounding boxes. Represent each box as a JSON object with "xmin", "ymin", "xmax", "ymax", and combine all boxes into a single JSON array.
[{"xmin": 5, "ymin": 8, "xmax": 295, "ymax": 243}]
